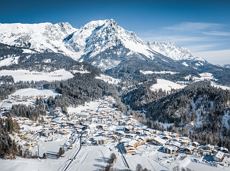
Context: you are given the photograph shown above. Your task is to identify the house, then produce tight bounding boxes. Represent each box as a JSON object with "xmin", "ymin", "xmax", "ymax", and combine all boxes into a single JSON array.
[
  {"xmin": 124, "ymin": 140, "xmax": 139, "ymax": 154},
  {"xmin": 163, "ymin": 145, "xmax": 179, "ymax": 154},
  {"xmin": 39, "ymin": 129, "xmax": 54, "ymax": 137},
  {"xmin": 214, "ymin": 151, "xmax": 225, "ymax": 162},
  {"xmin": 168, "ymin": 140, "xmax": 181, "ymax": 148},
  {"xmin": 125, "ymin": 145, "xmax": 136, "ymax": 155},
  {"xmin": 151, "ymin": 136, "xmax": 167, "ymax": 146},
  {"xmin": 94, "ymin": 136, "xmax": 107, "ymax": 145},
  {"xmin": 128, "ymin": 140, "xmax": 139, "ymax": 148},
  {"xmin": 217, "ymin": 147, "xmax": 229, "ymax": 153},
  {"xmin": 179, "ymin": 137, "xmax": 190, "ymax": 145},
  {"xmin": 183, "ymin": 146, "xmax": 195, "ymax": 154},
  {"xmin": 197, "ymin": 145, "xmax": 213, "ymax": 155},
  {"xmin": 192, "ymin": 142, "xmax": 200, "ymax": 147},
  {"xmin": 137, "ymin": 137, "xmax": 146, "ymax": 145},
  {"xmin": 161, "ymin": 135, "xmax": 172, "ymax": 140}
]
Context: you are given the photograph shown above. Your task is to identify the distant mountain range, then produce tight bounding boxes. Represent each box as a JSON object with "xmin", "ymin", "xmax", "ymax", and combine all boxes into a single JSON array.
[{"xmin": 0, "ymin": 19, "xmax": 229, "ymax": 85}]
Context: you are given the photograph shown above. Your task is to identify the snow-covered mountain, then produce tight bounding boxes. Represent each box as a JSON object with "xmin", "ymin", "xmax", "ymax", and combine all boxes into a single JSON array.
[
  {"xmin": 0, "ymin": 20, "xmax": 206, "ymax": 70},
  {"xmin": 0, "ymin": 20, "xmax": 158, "ymax": 70},
  {"xmin": 0, "ymin": 20, "xmax": 156, "ymax": 68},
  {"xmin": 64, "ymin": 19, "xmax": 158, "ymax": 69},
  {"xmin": 67, "ymin": 19, "xmax": 154, "ymax": 57},
  {"xmin": 1, "ymin": 19, "xmax": 230, "ymax": 85},
  {"xmin": 0, "ymin": 22, "xmax": 77, "ymax": 56},
  {"xmin": 149, "ymin": 41, "xmax": 204, "ymax": 61}
]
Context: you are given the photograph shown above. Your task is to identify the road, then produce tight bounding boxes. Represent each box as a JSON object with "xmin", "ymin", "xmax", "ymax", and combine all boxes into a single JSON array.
[
  {"xmin": 117, "ymin": 142, "xmax": 130, "ymax": 169},
  {"xmin": 62, "ymin": 132, "xmax": 83, "ymax": 171}
]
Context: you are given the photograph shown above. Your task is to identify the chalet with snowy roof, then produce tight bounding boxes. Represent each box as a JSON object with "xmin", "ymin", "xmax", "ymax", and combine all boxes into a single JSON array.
[
  {"xmin": 214, "ymin": 151, "xmax": 225, "ymax": 162},
  {"xmin": 217, "ymin": 147, "xmax": 229, "ymax": 153},
  {"xmin": 181, "ymin": 145, "xmax": 195, "ymax": 155},
  {"xmin": 151, "ymin": 136, "xmax": 167, "ymax": 146},
  {"xmin": 163, "ymin": 145, "xmax": 179, "ymax": 154},
  {"xmin": 191, "ymin": 141, "xmax": 200, "ymax": 147}
]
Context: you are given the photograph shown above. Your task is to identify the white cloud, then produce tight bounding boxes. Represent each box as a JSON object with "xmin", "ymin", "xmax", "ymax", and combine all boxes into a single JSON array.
[
  {"xmin": 202, "ymin": 31, "xmax": 230, "ymax": 36},
  {"xmin": 187, "ymin": 44, "xmax": 219, "ymax": 52},
  {"xmin": 143, "ymin": 34, "xmax": 208, "ymax": 43},
  {"xmin": 164, "ymin": 22, "xmax": 223, "ymax": 31}
]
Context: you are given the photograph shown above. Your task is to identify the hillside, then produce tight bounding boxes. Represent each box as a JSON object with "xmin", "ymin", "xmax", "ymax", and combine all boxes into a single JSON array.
[{"xmin": 144, "ymin": 81, "xmax": 230, "ymax": 149}]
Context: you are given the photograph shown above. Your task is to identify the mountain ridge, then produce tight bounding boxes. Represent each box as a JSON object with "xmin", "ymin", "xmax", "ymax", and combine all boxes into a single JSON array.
[{"xmin": 0, "ymin": 19, "xmax": 205, "ymax": 67}]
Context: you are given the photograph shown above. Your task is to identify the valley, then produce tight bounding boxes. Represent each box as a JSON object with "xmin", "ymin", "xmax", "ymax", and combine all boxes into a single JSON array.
[
  {"xmin": 1, "ymin": 94, "xmax": 229, "ymax": 171},
  {"xmin": 0, "ymin": 19, "xmax": 229, "ymax": 171}
]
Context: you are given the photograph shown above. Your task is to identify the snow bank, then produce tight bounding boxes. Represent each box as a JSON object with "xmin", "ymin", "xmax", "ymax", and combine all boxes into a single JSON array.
[
  {"xmin": 150, "ymin": 79, "xmax": 185, "ymax": 92},
  {"xmin": 0, "ymin": 69, "xmax": 74, "ymax": 82}
]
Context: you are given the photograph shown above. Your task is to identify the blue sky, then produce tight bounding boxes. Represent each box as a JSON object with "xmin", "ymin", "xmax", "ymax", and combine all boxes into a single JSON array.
[{"xmin": 0, "ymin": 0, "xmax": 229, "ymax": 64}]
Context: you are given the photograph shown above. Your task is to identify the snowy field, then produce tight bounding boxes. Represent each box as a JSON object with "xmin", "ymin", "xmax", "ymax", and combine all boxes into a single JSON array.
[
  {"xmin": 0, "ymin": 145, "xmax": 167, "ymax": 171},
  {"xmin": 150, "ymin": 79, "xmax": 185, "ymax": 92},
  {"xmin": 185, "ymin": 72, "xmax": 217, "ymax": 82},
  {"xmin": 0, "ymin": 88, "xmax": 60, "ymax": 109},
  {"xmin": 11, "ymin": 88, "xmax": 60, "ymax": 98},
  {"xmin": 0, "ymin": 69, "xmax": 74, "ymax": 82},
  {"xmin": 95, "ymin": 74, "xmax": 120, "ymax": 85},
  {"xmin": 140, "ymin": 70, "xmax": 178, "ymax": 75},
  {"xmin": 1, "ymin": 144, "xmax": 228, "ymax": 171}
]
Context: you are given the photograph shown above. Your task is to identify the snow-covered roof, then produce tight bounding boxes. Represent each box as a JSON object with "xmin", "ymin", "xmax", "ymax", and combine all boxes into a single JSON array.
[
  {"xmin": 215, "ymin": 151, "xmax": 225, "ymax": 159},
  {"xmin": 164, "ymin": 145, "xmax": 179, "ymax": 151},
  {"xmin": 153, "ymin": 136, "xmax": 167, "ymax": 145}
]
